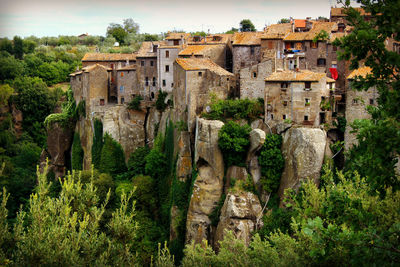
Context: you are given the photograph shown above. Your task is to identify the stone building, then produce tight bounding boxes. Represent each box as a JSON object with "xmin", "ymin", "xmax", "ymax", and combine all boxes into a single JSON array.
[
  {"xmin": 116, "ymin": 65, "xmax": 139, "ymax": 105},
  {"xmin": 136, "ymin": 41, "xmax": 161, "ymax": 101},
  {"xmin": 165, "ymin": 32, "xmax": 191, "ymax": 46},
  {"xmin": 178, "ymin": 44, "xmax": 227, "ymax": 69},
  {"xmin": 232, "ymin": 32, "xmax": 265, "ymax": 74},
  {"xmin": 70, "ymin": 64, "xmax": 112, "ymax": 110},
  {"xmin": 173, "ymin": 58, "xmax": 235, "ymax": 131},
  {"xmin": 239, "ymin": 60, "xmax": 274, "ymax": 99},
  {"xmin": 81, "ymin": 53, "xmax": 137, "ymax": 69},
  {"xmin": 344, "ymin": 67, "xmax": 377, "ymax": 150},
  {"xmin": 264, "ymin": 70, "xmax": 336, "ymax": 127},
  {"xmin": 260, "ymin": 23, "xmax": 292, "ymax": 61}
]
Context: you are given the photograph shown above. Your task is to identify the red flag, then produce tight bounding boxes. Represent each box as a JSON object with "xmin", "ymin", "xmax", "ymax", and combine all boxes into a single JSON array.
[{"xmin": 329, "ymin": 68, "xmax": 338, "ymax": 80}]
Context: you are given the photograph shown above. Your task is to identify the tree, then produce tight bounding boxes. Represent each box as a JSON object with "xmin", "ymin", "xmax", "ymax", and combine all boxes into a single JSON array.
[
  {"xmin": 0, "ymin": 38, "xmax": 13, "ymax": 54},
  {"xmin": 334, "ymin": 0, "xmax": 400, "ymax": 194},
  {"xmin": 107, "ymin": 23, "xmax": 128, "ymax": 45},
  {"xmin": 123, "ymin": 18, "xmax": 139, "ymax": 34},
  {"xmin": 239, "ymin": 19, "xmax": 256, "ymax": 32},
  {"xmin": 0, "ymin": 54, "xmax": 25, "ymax": 82},
  {"xmin": 99, "ymin": 133, "xmax": 126, "ymax": 176},
  {"xmin": 71, "ymin": 133, "xmax": 84, "ymax": 170},
  {"xmin": 278, "ymin": 18, "xmax": 290, "ymax": 24},
  {"xmin": 13, "ymin": 36, "xmax": 24, "ymax": 60},
  {"xmin": 225, "ymin": 27, "xmax": 238, "ymax": 34},
  {"xmin": 0, "ymin": 84, "xmax": 13, "ymax": 107}
]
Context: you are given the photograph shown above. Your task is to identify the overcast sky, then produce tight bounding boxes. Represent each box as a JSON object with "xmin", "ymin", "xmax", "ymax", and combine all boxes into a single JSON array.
[{"xmin": 0, "ymin": 0, "xmax": 359, "ymax": 38}]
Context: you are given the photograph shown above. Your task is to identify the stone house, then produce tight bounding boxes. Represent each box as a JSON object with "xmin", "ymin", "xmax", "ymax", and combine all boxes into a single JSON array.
[
  {"xmin": 173, "ymin": 58, "xmax": 235, "ymax": 131},
  {"xmin": 116, "ymin": 65, "xmax": 139, "ymax": 105},
  {"xmin": 232, "ymin": 32, "xmax": 265, "ymax": 74},
  {"xmin": 344, "ymin": 67, "xmax": 377, "ymax": 150},
  {"xmin": 70, "ymin": 64, "xmax": 112, "ymax": 111},
  {"xmin": 260, "ymin": 23, "xmax": 292, "ymax": 61},
  {"xmin": 165, "ymin": 32, "xmax": 191, "ymax": 46},
  {"xmin": 157, "ymin": 43, "xmax": 182, "ymax": 93},
  {"xmin": 178, "ymin": 44, "xmax": 227, "ymax": 69},
  {"xmin": 136, "ymin": 41, "xmax": 161, "ymax": 101},
  {"xmin": 239, "ymin": 60, "xmax": 274, "ymax": 99},
  {"xmin": 264, "ymin": 70, "xmax": 336, "ymax": 127}
]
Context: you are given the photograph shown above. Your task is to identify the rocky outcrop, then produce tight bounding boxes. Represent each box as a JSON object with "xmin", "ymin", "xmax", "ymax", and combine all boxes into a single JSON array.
[
  {"xmin": 46, "ymin": 122, "xmax": 74, "ymax": 178},
  {"xmin": 176, "ymin": 131, "xmax": 192, "ymax": 181},
  {"xmin": 214, "ymin": 191, "xmax": 262, "ymax": 249},
  {"xmin": 246, "ymin": 129, "xmax": 265, "ymax": 191},
  {"xmin": 186, "ymin": 118, "xmax": 224, "ymax": 245},
  {"xmin": 225, "ymin": 166, "xmax": 248, "ymax": 191},
  {"xmin": 278, "ymin": 127, "xmax": 327, "ymax": 202}
]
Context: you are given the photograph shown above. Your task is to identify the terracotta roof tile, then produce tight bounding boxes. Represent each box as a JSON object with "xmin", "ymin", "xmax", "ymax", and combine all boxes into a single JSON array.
[
  {"xmin": 262, "ymin": 23, "xmax": 292, "ymax": 39},
  {"xmin": 295, "ymin": 19, "xmax": 306, "ymax": 28},
  {"xmin": 136, "ymin": 41, "xmax": 163, "ymax": 57},
  {"xmin": 117, "ymin": 65, "xmax": 136, "ymax": 71},
  {"xmin": 178, "ymin": 44, "xmax": 224, "ymax": 56},
  {"xmin": 232, "ymin": 32, "xmax": 264, "ymax": 46},
  {"xmin": 187, "ymin": 34, "xmax": 232, "ymax": 45},
  {"xmin": 165, "ymin": 32, "xmax": 191, "ymax": 40},
  {"xmin": 82, "ymin": 53, "xmax": 136, "ymax": 62},
  {"xmin": 71, "ymin": 64, "xmax": 111, "ymax": 75},
  {"xmin": 265, "ymin": 70, "xmax": 330, "ymax": 82},
  {"xmin": 347, "ymin": 67, "xmax": 372, "ymax": 79},
  {"xmin": 284, "ymin": 22, "xmax": 336, "ymax": 41},
  {"xmin": 176, "ymin": 58, "xmax": 233, "ymax": 76},
  {"xmin": 331, "ymin": 7, "xmax": 367, "ymax": 17}
]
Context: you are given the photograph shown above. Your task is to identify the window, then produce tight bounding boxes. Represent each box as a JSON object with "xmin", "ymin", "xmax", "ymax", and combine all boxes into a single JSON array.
[
  {"xmin": 121, "ymin": 97, "xmax": 124, "ymax": 104},
  {"xmin": 141, "ymin": 61, "xmax": 144, "ymax": 66},
  {"xmin": 311, "ymin": 42, "xmax": 317, "ymax": 49},
  {"xmin": 198, "ymin": 71, "xmax": 202, "ymax": 77},
  {"xmin": 370, "ymin": 98, "xmax": 374, "ymax": 105},
  {"xmin": 78, "ymin": 77, "xmax": 81, "ymax": 82},
  {"xmin": 295, "ymin": 42, "xmax": 302, "ymax": 50},
  {"xmin": 253, "ymin": 72, "xmax": 257, "ymax": 78},
  {"xmin": 152, "ymin": 77, "xmax": 156, "ymax": 86},
  {"xmin": 271, "ymin": 114, "xmax": 274, "ymax": 119},
  {"xmin": 283, "ymin": 114, "xmax": 287, "ymax": 120},
  {"xmin": 305, "ymin": 98, "xmax": 310, "ymax": 106},
  {"xmin": 353, "ymin": 99, "xmax": 358, "ymax": 104},
  {"xmin": 283, "ymin": 101, "xmax": 288, "ymax": 106},
  {"xmin": 317, "ymin": 58, "xmax": 326, "ymax": 66},
  {"xmin": 304, "ymin": 115, "xmax": 309, "ymax": 121},
  {"xmin": 111, "ymin": 63, "xmax": 114, "ymax": 69},
  {"xmin": 305, "ymin": 81, "xmax": 311, "ymax": 90},
  {"xmin": 227, "ymin": 78, "xmax": 229, "ymax": 81},
  {"xmin": 165, "ymin": 65, "xmax": 169, "ymax": 72},
  {"xmin": 100, "ymin": 99, "xmax": 105, "ymax": 106},
  {"xmin": 145, "ymin": 77, "xmax": 149, "ymax": 86},
  {"xmin": 150, "ymin": 61, "xmax": 154, "ymax": 67},
  {"xmin": 267, "ymin": 41, "xmax": 273, "ymax": 49},
  {"xmin": 281, "ymin": 82, "xmax": 289, "ymax": 89},
  {"xmin": 151, "ymin": 92, "xmax": 155, "ymax": 99},
  {"xmin": 171, "ymin": 82, "xmax": 174, "ymax": 87},
  {"xmin": 250, "ymin": 46, "xmax": 255, "ymax": 55},
  {"xmin": 162, "ymin": 80, "xmax": 166, "ymax": 86},
  {"xmin": 166, "ymin": 50, "xmax": 169, "ymax": 58},
  {"xmin": 173, "ymin": 40, "xmax": 179, "ymax": 46}
]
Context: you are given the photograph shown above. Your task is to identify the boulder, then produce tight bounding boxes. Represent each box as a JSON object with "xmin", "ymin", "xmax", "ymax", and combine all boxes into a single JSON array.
[
  {"xmin": 278, "ymin": 127, "xmax": 327, "ymax": 202},
  {"xmin": 276, "ymin": 122, "xmax": 292, "ymax": 134},
  {"xmin": 250, "ymin": 119, "xmax": 271, "ymax": 134},
  {"xmin": 246, "ymin": 129, "xmax": 265, "ymax": 163},
  {"xmin": 186, "ymin": 118, "xmax": 224, "ymax": 245},
  {"xmin": 214, "ymin": 191, "xmax": 262, "ymax": 249},
  {"xmin": 225, "ymin": 166, "xmax": 248, "ymax": 191}
]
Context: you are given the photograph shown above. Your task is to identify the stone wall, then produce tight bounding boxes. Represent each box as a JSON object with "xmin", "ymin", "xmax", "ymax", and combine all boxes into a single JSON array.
[
  {"xmin": 116, "ymin": 69, "xmax": 139, "ymax": 104},
  {"xmin": 232, "ymin": 46, "xmax": 261, "ymax": 74},
  {"xmin": 158, "ymin": 47, "xmax": 179, "ymax": 93},
  {"xmin": 239, "ymin": 60, "xmax": 273, "ymax": 99},
  {"xmin": 136, "ymin": 57, "xmax": 158, "ymax": 101}
]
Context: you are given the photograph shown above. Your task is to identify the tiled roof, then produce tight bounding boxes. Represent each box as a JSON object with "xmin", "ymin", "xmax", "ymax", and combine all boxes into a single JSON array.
[
  {"xmin": 284, "ymin": 22, "xmax": 336, "ymax": 41},
  {"xmin": 232, "ymin": 32, "xmax": 264, "ymax": 46},
  {"xmin": 83, "ymin": 64, "xmax": 112, "ymax": 72},
  {"xmin": 176, "ymin": 58, "xmax": 233, "ymax": 76},
  {"xmin": 165, "ymin": 32, "xmax": 191, "ymax": 40},
  {"xmin": 265, "ymin": 70, "xmax": 330, "ymax": 82},
  {"xmin": 187, "ymin": 34, "xmax": 232, "ymax": 45},
  {"xmin": 295, "ymin": 19, "xmax": 306, "ymax": 28},
  {"xmin": 262, "ymin": 23, "xmax": 292, "ymax": 39},
  {"xmin": 117, "ymin": 65, "xmax": 136, "ymax": 71},
  {"xmin": 347, "ymin": 67, "xmax": 372, "ymax": 79},
  {"xmin": 178, "ymin": 44, "xmax": 224, "ymax": 56},
  {"xmin": 137, "ymin": 41, "xmax": 163, "ymax": 57},
  {"xmin": 329, "ymin": 32, "xmax": 346, "ymax": 43},
  {"xmin": 331, "ymin": 7, "xmax": 367, "ymax": 17},
  {"xmin": 82, "ymin": 53, "xmax": 136, "ymax": 61}
]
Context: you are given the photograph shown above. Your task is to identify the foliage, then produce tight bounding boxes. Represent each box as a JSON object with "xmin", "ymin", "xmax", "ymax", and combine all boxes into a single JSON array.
[
  {"xmin": 99, "ymin": 133, "xmax": 127, "ymax": 176},
  {"xmin": 333, "ymin": 116, "xmax": 346, "ymax": 133},
  {"xmin": 131, "ymin": 175, "xmax": 157, "ymax": 215},
  {"xmin": 239, "ymin": 19, "xmax": 256, "ymax": 32},
  {"xmin": 13, "ymin": 36, "xmax": 24, "ymax": 59},
  {"xmin": 156, "ymin": 90, "xmax": 168, "ymax": 111},
  {"xmin": 107, "ymin": 23, "xmax": 128, "ymax": 45},
  {"xmin": 127, "ymin": 146, "xmax": 150, "ymax": 177},
  {"xmin": 0, "ymin": 84, "xmax": 13, "ymax": 107},
  {"xmin": 144, "ymin": 33, "xmax": 160, "ymax": 41},
  {"xmin": 44, "ymin": 88, "xmax": 76, "ymax": 129},
  {"xmin": 278, "ymin": 18, "xmax": 290, "ymax": 24},
  {"xmin": 225, "ymin": 27, "xmax": 238, "ymax": 34},
  {"xmin": 209, "ymin": 193, "xmax": 226, "ymax": 227},
  {"xmin": 71, "ymin": 133, "xmax": 84, "ymax": 170},
  {"xmin": 218, "ymin": 121, "xmax": 251, "ymax": 167},
  {"xmin": 0, "ymin": 54, "xmax": 26, "ymax": 81},
  {"xmin": 202, "ymin": 97, "xmax": 264, "ymax": 122},
  {"xmin": 91, "ymin": 119, "xmax": 103, "ymax": 169},
  {"xmin": 329, "ymin": 140, "xmax": 344, "ymax": 155},
  {"xmin": 127, "ymin": 95, "xmax": 143, "ymax": 110},
  {"xmin": 258, "ymin": 134, "xmax": 284, "ymax": 193},
  {"xmin": 175, "ymin": 120, "xmax": 188, "ymax": 132},
  {"xmin": 312, "ymin": 30, "xmax": 329, "ymax": 43}
]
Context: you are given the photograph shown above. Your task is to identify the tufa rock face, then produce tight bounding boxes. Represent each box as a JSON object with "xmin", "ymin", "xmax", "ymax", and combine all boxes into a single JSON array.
[
  {"xmin": 278, "ymin": 127, "xmax": 327, "ymax": 202},
  {"xmin": 186, "ymin": 118, "xmax": 225, "ymax": 245},
  {"xmin": 46, "ymin": 122, "xmax": 74, "ymax": 178},
  {"xmin": 246, "ymin": 129, "xmax": 265, "ymax": 193},
  {"xmin": 176, "ymin": 131, "xmax": 192, "ymax": 182},
  {"xmin": 225, "ymin": 166, "xmax": 248, "ymax": 191},
  {"xmin": 214, "ymin": 191, "xmax": 262, "ymax": 249}
]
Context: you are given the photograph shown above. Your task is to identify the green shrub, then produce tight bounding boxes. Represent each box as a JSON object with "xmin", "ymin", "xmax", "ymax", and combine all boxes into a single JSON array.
[
  {"xmin": 202, "ymin": 98, "xmax": 264, "ymax": 122},
  {"xmin": 127, "ymin": 146, "xmax": 150, "ymax": 176},
  {"xmin": 155, "ymin": 90, "xmax": 168, "ymax": 111},
  {"xmin": 258, "ymin": 134, "xmax": 284, "ymax": 193},
  {"xmin": 218, "ymin": 121, "xmax": 251, "ymax": 167},
  {"xmin": 71, "ymin": 132, "xmax": 83, "ymax": 170},
  {"xmin": 127, "ymin": 95, "xmax": 143, "ymax": 110},
  {"xmin": 131, "ymin": 175, "xmax": 156, "ymax": 214},
  {"xmin": 99, "ymin": 133, "xmax": 126, "ymax": 176},
  {"xmin": 91, "ymin": 119, "xmax": 103, "ymax": 169}
]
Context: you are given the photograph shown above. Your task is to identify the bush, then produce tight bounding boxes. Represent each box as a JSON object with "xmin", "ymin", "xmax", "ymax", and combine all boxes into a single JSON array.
[
  {"xmin": 155, "ymin": 90, "xmax": 168, "ymax": 111},
  {"xmin": 127, "ymin": 95, "xmax": 143, "ymax": 110},
  {"xmin": 131, "ymin": 175, "xmax": 156, "ymax": 214},
  {"xmin": 71, "ymin": 133, "xmax": 84, "ymax": 170},
  {"xmin": 258, "ymin": 134, "xmax": 284, "ymax": 193},
  {"xmin": 218, "ymin": 121, "xmax": 251, "ymax": 167},
  {"xmin": 91, "ymin": 119, "xmax": 103, "ymax": 169},
  {"xmin": 99, "ymin": 133, "xmax": 126, "ymax": 176},
  {"xmin": 127, "ymin": 146, "xmax": 150, "ymax": 176}
]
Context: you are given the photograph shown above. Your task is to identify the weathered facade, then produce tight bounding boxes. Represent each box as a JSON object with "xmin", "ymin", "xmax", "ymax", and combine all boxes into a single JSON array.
[
  {"xmin": 173, "ymin": 58, "xmax": 235, "ymax": 131},
  {"xmin": 116, "ymin": 65, "xmax": 139, "ymax": 104},
  {"xmin": 239, "ymin": 60, "xmax": 274, "ymax": 99},
  {"xmin": 178, "ymin": 44, "xmax": 227, "ymax": 69},
  {"xmin": 136, "ymin": 42, "xmax": 160, "ymax": 100},
  {"xmin": 232, "ymin": 32, "xmax": 264, "ymax": 74},
  {"xmin": 264, "ymin": 70, "xmax": 336, "ymax": 127}
]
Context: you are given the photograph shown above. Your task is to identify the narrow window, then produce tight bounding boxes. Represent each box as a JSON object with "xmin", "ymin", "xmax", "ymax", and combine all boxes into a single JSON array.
[
  {"xmin": 253, "ymin": 72, "xmax": 257, "ymax": 78},
  {"xmin": 250, "ymin": 46, "xmax": 255, "ymax": 55},
  {"xmin": 369, "ymin": 99, "xmax": 374, "ymax": 105},
  {"xmin": 305, "ymin": 98, "xmax": 310, "ymax": 106},
  {"xmin": 166, "ymin": 50, "xmax": 169, "ymax": 58},
  {"xmin": 271, "ymin": 114, "xmax": 274, "ymax": 119},
  {"xmin": 311, "ymin": 42, "xmax": 317, "ymax": 49},
  {"xmin": 305, "ymin": 82, "xmax": 311, "ymax": 90},
  {"xmin": 304, "ymin": 115, "xmax": 309, "ymax": 121},
  {"xmin": 100, "ymin": 99, "xmax": 105, "ymax": 106},
  {"xmin": 283, "ymin": 114, "xmax": 287, "ymax": 120},
  {"xmin": 198, "ymin": 71, "xmax": 202, "ymax": 77},
  {"xmin": 150, "ymin": 61, "xmax": 154, "ymax": 67},
  {"xmin": 165, "ymin": 65, "xmax": 169, "ymax": 72},
  {"xmin": 152, "ymin": 77, "xmax": 156, "ymax": 86},
  {"xmin": 121, "ymin": 72, "xmax": 124, "ymax": 77},
  {"xmin": 121, "ymin": 97, "xmax": 124, "ymax": 104},
  {"xmin": 171, "ymin": 82, "xmax": 174, "ymax": 87},
  {"xmin": 145, "ymin": 77, "xmax": 149, "ymax": 86},
  {"xmin": 353, "ymin": 99, "xmax": 358, "ymax": 104},
  {"xmin": 162, "ymin": 80, "xmax": 166, "ymax": 86},
  {"xmin": 141, "ymin": 61, "xmax": 144, "ymax": 66},
  {"xmin": 111, "ymin": 63, "xmax": 114, "ymax": 69},
  {"xmin": 317, "ymin": 58, "xmax": 326, "ymax": 66},
  {"xmin": 173, "ymin": 40, "xmax": 179, "ymax": 46},
  {"xmin": 151, "ymin": 92, "xmax": 155, "ymax": 99}
]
